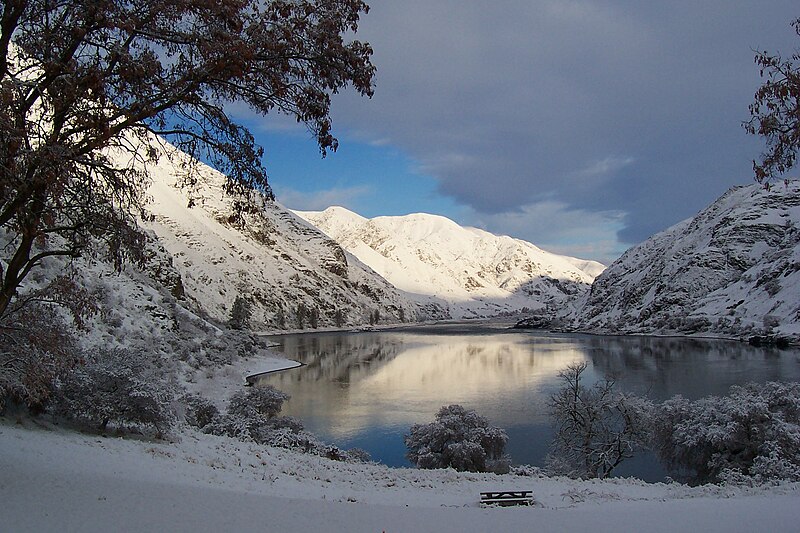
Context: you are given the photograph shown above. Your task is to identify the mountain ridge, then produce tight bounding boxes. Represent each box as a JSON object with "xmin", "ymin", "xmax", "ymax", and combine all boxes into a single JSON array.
[
  {"xmin": 295, "ymin": 206, "xmax": 605, "ymax": 319},
  {"xmin": 568, "ymin": 182, "xmax": 800, "ymax": 342},
  {"xmin": 132, "ymin": 140, "xmax": 446, "ymax": 330}
]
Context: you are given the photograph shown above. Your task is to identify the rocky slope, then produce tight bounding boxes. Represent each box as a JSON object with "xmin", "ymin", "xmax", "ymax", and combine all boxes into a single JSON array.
[
  {"xmin": 569, "ymin": 183, "xmax": 800, "ymax": 342},
  {"xmin": 130, "ymin": 140, "xmax": 441, "ymax": 331},
  {"xmin": 296, "ymin": 206, "xmax": 604, "ymax": 319}
]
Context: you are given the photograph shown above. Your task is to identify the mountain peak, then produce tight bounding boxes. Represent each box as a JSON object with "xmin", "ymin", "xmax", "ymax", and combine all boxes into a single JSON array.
[{"xmin": 295, "ymin": 206, "xmax": 603, "ymax": 319}]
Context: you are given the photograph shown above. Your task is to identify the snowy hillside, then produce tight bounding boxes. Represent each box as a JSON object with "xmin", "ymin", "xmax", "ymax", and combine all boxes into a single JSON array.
[
  {"xmin": 570, "ymin": 182, "xmax": 800, "ymax": 342},
  {"xmin": 296, "ymin": 206, "xmax": 604, "ymax": 319},
  {"xmin": 113, "ymin": 138, "xmax": 442, "ymax": 331}
]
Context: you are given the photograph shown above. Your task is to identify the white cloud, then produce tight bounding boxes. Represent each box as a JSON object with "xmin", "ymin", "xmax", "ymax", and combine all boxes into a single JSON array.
[
  {"xmin": 330, "ymin": 0, "xmax": 798, "ymax": 243},
  {"xmin": 274, "ymin": 185, "xmax": 372, "ymax": 212},
  {"xmin": 579, "ymin": 156, "xmax": 635, "ymax": 178},
  {"xmin": 463, "ymin": 200, "xmax": 628, "ymax": 265}
]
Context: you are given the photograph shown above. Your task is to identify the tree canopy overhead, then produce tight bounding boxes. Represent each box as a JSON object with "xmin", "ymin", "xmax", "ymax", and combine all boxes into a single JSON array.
[
  {"xmin": 745, "ymin": 17, "xmax": 800, "ymax": 185},
  {"xmin": 0, "ymin": 0, "xmax": 375, "ymax": 318}
]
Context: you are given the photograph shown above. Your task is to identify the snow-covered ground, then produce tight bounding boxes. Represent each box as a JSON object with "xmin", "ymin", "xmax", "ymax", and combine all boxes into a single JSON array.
[
  {"xmin": 181, "ymin": 353, "xmax": 301, "ymax": 408},
  {"xmin": 3, "ymin": 418, "xmax": 799, "ymax": 532}
]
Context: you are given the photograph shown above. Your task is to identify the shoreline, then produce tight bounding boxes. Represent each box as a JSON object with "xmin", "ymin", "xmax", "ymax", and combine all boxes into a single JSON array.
[{"xmin": 244, "ymin": 361, "xmax": 305, "ymax": 385}]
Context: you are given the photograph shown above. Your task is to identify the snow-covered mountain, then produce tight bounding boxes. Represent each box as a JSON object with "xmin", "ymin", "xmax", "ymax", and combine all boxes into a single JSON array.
[
  {"xmin": 295, "ymin": 206, "xmax": 604, "ymax": 319},
  {"xmin": 128, "ymin": 140, "xmax": 441, "ymax": 331},
  {"xmin": 569, "ymin": 183, "xmax": 800, "ymax": 342}
]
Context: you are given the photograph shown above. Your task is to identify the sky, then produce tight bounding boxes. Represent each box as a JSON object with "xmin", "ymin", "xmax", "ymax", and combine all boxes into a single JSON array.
[{"xmin": 241, "ymin": 1, "xmax": 799, "ymax": 265}]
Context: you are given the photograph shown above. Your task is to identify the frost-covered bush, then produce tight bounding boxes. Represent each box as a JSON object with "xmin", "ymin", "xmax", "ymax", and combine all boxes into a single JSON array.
[
  {"xmin": 264, "ymin": 415, "xmax": 305, "ymax": 433},
  {"xmin": 257, "ymin": 426, "xmax": 317, "ymax": 451},
  {"xmin": 53, "ymin": 348, "xmax": 176, "ymax": 435},
  {"xmin": 653, "ymin": 381, "xmax": 800, "ymax": 484},
  {"xmin": 227, "ymin": 385, "xmax": 289, "ymax": 420},
  {"xmin": 509, "ymin": 464, "xmax": 545, "ymax": 477},
  {"xmin": 0, "ymin": 304, "xmax": 80, "ymax": 413},
  {"xmin": 205, "ymin": 385, "xmax": 290, "ymax": 442},
  {"xmin": 203, "ymin": 412, "xmax": 252, "ymax": 440},
  {"xmin": 203, "ymin": 389, "xmax": 371, "ymax": 463},
  {"xmin": 762, "ymin": 314, "xmax": 781, "ymax": 331},
  {"xmin": 344, "ymin": 447, "xmax": 372, "ymax": 464},
  {"xmin": 404, "ymin": 404, "xmax": 510, "ymax": 473},
  {"xmin": 548, "ymin": 362, "xmax": 653, "ymax": 479},
  {"xmin": 181, "ymin": 393, "xmax": 219, "ymax": 429}
]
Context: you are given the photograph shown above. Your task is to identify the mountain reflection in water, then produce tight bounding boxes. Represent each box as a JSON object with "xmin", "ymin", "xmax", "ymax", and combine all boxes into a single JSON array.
[{"xmin": 257, "ymin": 326, "xmax": 800, "ymax": 479}]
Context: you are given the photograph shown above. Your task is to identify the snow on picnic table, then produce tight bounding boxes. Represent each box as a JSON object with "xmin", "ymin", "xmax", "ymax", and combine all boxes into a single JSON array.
[{"xmin": 2, "ymin": 419, "xmax": 800, "ymax": 533}]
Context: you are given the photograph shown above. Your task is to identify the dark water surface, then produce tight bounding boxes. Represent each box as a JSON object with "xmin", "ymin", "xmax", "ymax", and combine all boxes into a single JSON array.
[{"xmin": 258, "ymin": 323, "xmax": 800, "ymax": 481}]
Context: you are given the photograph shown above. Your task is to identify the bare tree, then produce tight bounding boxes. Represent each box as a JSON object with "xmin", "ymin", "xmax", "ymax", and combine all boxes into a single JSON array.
[
  {"xmin": 744, "ymin": 17, "xmax": 800, "ymax": 185},
  {"xmin": 548, "ymin": 362, "xmax": 652, "ymax": 479},
  {"xmin": 0, "ymin": 0, "xmax": 375, "ymax": 319}
]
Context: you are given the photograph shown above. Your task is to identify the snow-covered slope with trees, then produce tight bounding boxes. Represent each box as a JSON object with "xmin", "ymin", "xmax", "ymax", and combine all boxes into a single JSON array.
[
  {"xmin": 296, "ymin": 206, "xmax": 604, "ymax": 319},
  {"xmin": 570, "ymin": 183, "xmax": 800, "ymax": 341},
  {"xmin": 119, "ymin": 140, "xmax": 442, "ymax": 330}
]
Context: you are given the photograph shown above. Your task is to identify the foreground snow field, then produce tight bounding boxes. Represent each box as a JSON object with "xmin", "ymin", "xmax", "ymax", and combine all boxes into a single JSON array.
[{"xmin": 2, "ymin": 420, "xmax": 799, "ymax": 533}]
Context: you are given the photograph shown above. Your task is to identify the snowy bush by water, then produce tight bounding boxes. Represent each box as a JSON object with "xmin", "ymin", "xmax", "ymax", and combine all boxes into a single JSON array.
[
  {"xmin": 653, "ymin": 381, "xmax": 800, "ymax": 484},
  {"xmin": 404, "ymin": 404, "xmax": 510, "ymax": 474},
  {"xmin": 204, "ymin": 385, "xmax": 371, "ymax": 463}
]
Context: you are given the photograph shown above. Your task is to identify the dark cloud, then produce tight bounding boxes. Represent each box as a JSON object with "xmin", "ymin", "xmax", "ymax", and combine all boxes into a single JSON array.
[{"xmin": 330, "ymin": 0, "xmax": 799, "ymax": 250}]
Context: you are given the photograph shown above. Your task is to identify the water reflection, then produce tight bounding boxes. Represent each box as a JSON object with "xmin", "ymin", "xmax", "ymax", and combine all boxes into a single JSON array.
[
  {"xmin": 585, "ymin": 335, "xmax": 798, "ymax": 400},
  {"xmin": 258, "ymin": 328, "xmax": 800, "ymax": 478}
]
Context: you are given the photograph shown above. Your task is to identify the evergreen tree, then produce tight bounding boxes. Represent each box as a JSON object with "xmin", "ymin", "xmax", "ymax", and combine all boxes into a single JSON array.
[
  {"xmin": 275, "ymin": 308, "xmax": 286, "ymax": 329},
  {"xmin": 229, "ymin": 296, "xmax": 252, "ymax": 330},
  {"xmin": 296, "ymin": 303, "xmax": 307, "ymax": 329}
]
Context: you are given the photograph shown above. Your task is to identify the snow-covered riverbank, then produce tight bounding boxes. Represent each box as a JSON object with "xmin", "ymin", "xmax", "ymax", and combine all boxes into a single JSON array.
[{"xmin": 2, "ymin": 419, "xmax": 799, "ymax": 532}]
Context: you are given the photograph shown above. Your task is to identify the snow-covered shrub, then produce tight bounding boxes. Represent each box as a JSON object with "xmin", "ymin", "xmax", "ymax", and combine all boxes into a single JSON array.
[
  {"xmin": 53, "ymin": 348, "xmax": 176, "ymax": 435},
  {"xmin": 264, "ymin": 415, "xmax": 305, "ymax": 433},
  {"xmin": 344, "ymin": 448, "xmax": 372, "ymax": 464},
  {"xmin": 548, "ymin": 362, "xmax": 653, "ymax": 479},
  {"xmin": 227, "ymin": 385, "xmax": 289, "ymax": 420},
  {"xmin": 319, "ymin": 443, "xmax": 347, "ymax": 461},
  {"xmin": 0, "ymin": 304, "xmax": 80, "ymax": 413},
  {"xmin": 257, "ymin": 426, "xmax": 319, "ymax": 451},
  {"xmin": 181, "ymin": 393, "xmax": 219, "ymax": 429},
  {"xmin": 205, "ymin": 386, "xmax": 290, "ymax": 443},
  {"xmin": 509, "ymin": 464, "xmax": 545, "ymax": 477},
  {"xmin": 203, "ymin": 413, "xmax": 252, "ymax": 440},
  {"xmin": 653, "ymin": 381, "xmax": 800, "ymax": 484},
  {"xmin": 204, "ymin": 386, "xmax": 370, "ymax": 462},
  {"xmin": 763, "ymin": 314, "xmax": 780, "ymax": 331},
  {"xmin": 404, "ymin": 404, "xmax": 510, "ymax": 473}
]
